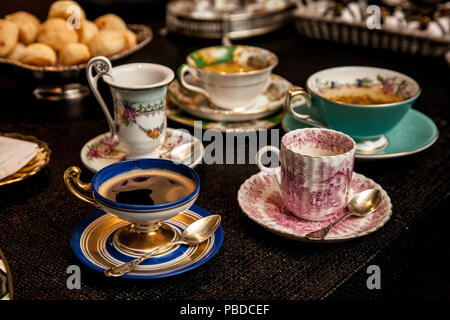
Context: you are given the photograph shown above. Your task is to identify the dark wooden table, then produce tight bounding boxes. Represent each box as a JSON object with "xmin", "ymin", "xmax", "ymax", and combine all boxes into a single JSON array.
[{"xmin": 0, "ymin": 1, "xmax": 449, "ymax": 300}]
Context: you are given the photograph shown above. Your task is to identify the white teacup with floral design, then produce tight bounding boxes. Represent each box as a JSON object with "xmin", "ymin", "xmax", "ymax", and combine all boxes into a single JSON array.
[
  {"xmin": 87, "ymin": 56, "xmax": 174, "ymax": 158},
  {"xmin": 256, "ymin": 128, "xmax": 356, "ymax": 221},
  {"xmin": 178, "ymin": 45, "xmax": 278, "ymax": 110}
]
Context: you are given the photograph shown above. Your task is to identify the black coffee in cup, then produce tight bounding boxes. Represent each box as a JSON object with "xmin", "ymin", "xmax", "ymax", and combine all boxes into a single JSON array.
[{"xmin": 98, "ymin": 169, "xmax": 196, "ymax": 206}]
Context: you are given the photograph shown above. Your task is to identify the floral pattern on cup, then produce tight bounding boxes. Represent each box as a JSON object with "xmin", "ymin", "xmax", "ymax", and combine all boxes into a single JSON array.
[
  {"xmin": 187, "ymin": 45, "xmax": 277, "ymax": 69},
  {"xmin": 188, "ymin": 46, "xmax": 235, "ymax": 67},
  {"xmin": 314, "ymin": 75, "xmax": 412, "ymax": 99},
  {"xmin": 118, "ymin": 100, "xmax": 165, "ymax": 127},
  {"xmin": 256, "ymin": 128, "xmax": 356, "ymax": 221},
  {"xmin": 137, "ymin": 122, "xmax": 165, "ymax": 139},
  {"xmin": 281, "ymin": 129, "xmax": 355, "ymax": 221}
]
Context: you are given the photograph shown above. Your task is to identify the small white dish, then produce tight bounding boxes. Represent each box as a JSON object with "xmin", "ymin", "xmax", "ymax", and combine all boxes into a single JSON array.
[{"xmin": 80, "ymin": 128, "xmax": 204, "ymax": 172}]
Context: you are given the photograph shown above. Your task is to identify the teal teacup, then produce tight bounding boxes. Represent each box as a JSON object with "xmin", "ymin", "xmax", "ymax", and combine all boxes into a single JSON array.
[{"xmin": 286, "ymin": 66, "xmax": 421, "ymax": 152}]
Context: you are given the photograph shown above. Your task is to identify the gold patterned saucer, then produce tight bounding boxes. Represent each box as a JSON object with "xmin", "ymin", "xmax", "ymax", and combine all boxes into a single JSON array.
[
  {"xmin": 71, "ymin": 206, "xmax": 224, "ymax": 279},
  {"xmin": 0, "ymin": 133, "xmax": 51, "ymax": 186}
]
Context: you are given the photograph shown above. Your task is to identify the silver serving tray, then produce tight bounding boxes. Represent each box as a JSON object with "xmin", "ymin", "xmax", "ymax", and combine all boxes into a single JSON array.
[
  {"xmin": 0, "ymin": 24, "xmax": 153, "ymax": 100},
  {"xmin": 166, "ymin": 0, "xmax": 296, "ymax": 39},
  {"xmin": 294, "ymin": 11, "xmax": 450, "ymax": 57}
]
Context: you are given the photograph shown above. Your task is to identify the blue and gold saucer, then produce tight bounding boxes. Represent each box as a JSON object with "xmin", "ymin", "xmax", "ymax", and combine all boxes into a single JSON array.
[
  {"xmin": 282, "ymin": 107, "xmax": 438, "ymax": 160},
  {"xmin": 71, "ymin": 205, "xmax": 223, "ymax": 279}
]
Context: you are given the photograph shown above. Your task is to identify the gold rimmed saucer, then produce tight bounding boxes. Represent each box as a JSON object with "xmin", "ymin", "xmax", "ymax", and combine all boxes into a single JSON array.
[
  {"xmin": 0, "ymin": 133, "xmax": 51, "ymax": 186},
  {"xmin": 71, "ymin": 206, "xmax": 224, "ymax": 279}
]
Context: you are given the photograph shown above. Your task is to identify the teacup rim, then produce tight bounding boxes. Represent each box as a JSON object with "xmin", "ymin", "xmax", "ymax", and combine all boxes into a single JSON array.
[
  {"xmin": 306, "ymin": 66, "xmax": 421, "ymax": 108},
  {"xmin": 102, "ymin": 63, "xmax": 175, "ymax": 90},
  {"xmin": 281, "ymin": 128, "xmax": 356, "ymax": 159},
  {"xmin": 91, "ymin": 158, "xmax": 200, "ymax": 212},
  {"xmin": 186, "ymin": 45, "xmax": 278, "ymax": 77}
]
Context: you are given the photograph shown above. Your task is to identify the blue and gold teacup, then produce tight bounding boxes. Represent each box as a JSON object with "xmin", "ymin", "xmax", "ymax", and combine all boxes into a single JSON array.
[
  {"xmin": 64, "ymin": 159, "xmax": 200, "ymax": 255},
  {"xmin": 286, "ymin": 66, "xmax": 421, "ymax": 152}
]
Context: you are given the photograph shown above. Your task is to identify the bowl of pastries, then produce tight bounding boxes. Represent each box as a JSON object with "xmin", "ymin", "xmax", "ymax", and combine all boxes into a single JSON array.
[{"xmin": 0, "ymin": 0, "xmax": 153, "ymax": 100}]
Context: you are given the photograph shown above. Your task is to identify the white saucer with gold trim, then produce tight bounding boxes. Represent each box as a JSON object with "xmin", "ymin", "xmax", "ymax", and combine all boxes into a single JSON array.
[{"xmin": 168, "ymin": 74, "xmax": 291, "ymax": 122}]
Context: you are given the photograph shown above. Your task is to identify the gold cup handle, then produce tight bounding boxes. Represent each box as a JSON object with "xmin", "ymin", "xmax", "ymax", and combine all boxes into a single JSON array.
[
  {"xmin": 286, "ymin": 86, "xmax": 325, "ymax": 127},
  {"xmin": 63, "ymin": 166, "xmax": 99, "ymax": 207}
]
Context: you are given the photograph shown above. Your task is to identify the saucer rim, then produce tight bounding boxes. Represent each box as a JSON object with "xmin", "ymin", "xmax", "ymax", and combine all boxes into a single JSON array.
[
  {"xmin": 167, "ymin": 109, "xmax": 285, "ymax": 132},
  {"xmin": 0, "ymin": 132, "xmax": 51, "ymax": 186},
  {"xmin": 237, "ymin": 171, "xmax": 392, "ymax": 243},
  {"xmin": 70, "ymin": 205, "xmax": 224, "ymax": 279},
  {"xmin": 282, "ymin": 109, "xmax": 439, "ymax": 160},
  {"xmin": 168, "ymin": 74, "xmax": 291, "ymax": 122},
  {"xmin": 80, "ymin": 128, "xmax": 205, "ymax": 173}
]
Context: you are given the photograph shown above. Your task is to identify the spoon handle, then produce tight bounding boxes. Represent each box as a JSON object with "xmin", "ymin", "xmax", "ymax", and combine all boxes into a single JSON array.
[
  {"xmin": 305, "ymin": 211, "xmax": 354, "ymax": 241},
  {"xmin": 104, "ymin": 240, "xmax": 183, "ymax": 277}
]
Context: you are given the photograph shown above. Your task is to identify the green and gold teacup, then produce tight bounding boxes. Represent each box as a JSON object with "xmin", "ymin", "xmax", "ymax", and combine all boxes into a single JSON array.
[
  {"xmin": 178, "ymin": 45, "xmax": 278, "ymax": 110},
  {"xmin": 286, "ymin": 66, "xmax": 421, "ymax": 151}
]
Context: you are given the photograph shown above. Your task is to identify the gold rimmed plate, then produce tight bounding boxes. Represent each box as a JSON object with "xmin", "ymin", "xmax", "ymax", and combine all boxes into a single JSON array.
[
  {"xmin": 71, "ymin": 205, "xmax": 223, "ymax": 279},
  {"xmin": 0, "ymin": 133, "xmax": 51, "ymax": 186}
]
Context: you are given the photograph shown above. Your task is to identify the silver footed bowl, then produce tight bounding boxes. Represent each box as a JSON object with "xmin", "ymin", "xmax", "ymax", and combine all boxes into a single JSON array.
[{"xmin": 0, "ymin": 24, "xmax": 153, "ymax": 101}]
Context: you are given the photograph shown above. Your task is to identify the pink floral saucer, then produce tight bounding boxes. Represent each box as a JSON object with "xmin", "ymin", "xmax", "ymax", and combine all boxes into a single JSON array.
[
  {"xmin": 80, "ymin": 128, "xmax": 204, "ymax": 172},
  {"xmin": 237, "ymin": 172, "xmax": 392, "ymax": 242}
]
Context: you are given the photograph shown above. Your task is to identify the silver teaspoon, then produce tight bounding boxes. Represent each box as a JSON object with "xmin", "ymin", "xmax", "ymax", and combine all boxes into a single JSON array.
[
  {"xmin": 104, "ymin": 215, "xmax": 221, "ymax": 277},
  {"xmin": 305, "ymin": 189, "xmax": 381, "ymax": 241}
]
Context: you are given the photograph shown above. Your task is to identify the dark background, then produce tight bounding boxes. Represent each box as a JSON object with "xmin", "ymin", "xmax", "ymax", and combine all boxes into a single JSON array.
[{"xmin": 0, "ymin": 0, "xmax": 449, "ymax": 300}]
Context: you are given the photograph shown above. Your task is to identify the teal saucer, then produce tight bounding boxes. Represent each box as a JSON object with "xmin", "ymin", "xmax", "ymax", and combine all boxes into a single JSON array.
[{"xmin": 282, "ymin": 107, "xmax": 438, "ymax": 160}]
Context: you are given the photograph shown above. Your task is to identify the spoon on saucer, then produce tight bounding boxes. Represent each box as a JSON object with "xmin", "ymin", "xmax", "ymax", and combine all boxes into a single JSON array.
[
  {"xmin": 104, "ymin": 214, "xmax": 222, "ymax": 277},
  {"xmin": 305, "ymin": 189, "xmax": 381, "ymax": 241}
]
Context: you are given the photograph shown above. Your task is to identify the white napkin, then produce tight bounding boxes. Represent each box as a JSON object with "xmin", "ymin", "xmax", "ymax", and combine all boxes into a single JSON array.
[{"xmin": 0, "ymin": 136, "xmax": 39, "ymax": 180}]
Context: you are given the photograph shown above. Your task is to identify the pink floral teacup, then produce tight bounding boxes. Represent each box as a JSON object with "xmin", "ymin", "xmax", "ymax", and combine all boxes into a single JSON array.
[{"xmin": 256, "ymin": 128, "xmax": 356, "ymax": 221}]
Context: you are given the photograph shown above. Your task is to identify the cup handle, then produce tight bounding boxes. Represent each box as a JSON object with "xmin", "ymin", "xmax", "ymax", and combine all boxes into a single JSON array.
[
  {"xmin": 86, "ymin": 56, "xmax": 117, "ymax": 139},
  {"xmin": 255, "ymin": 146, "xmax": 281, "ymax": 186},
  {"xmin": 63, "ymin": 166, "xmax": 99, "ymax": 208},
  {"xmin": 177, "ymin": 63, "xmax": 210, "ymax": 98},
  {"xmin": 286, "ymin": 86, "xmax": 325, "ymax": 127}
]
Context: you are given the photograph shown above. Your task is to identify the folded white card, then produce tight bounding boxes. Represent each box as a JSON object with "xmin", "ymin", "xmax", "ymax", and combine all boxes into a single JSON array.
[{"xmin": 0, "ymin": 136, "xmax": 39, "ymax": 180}]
